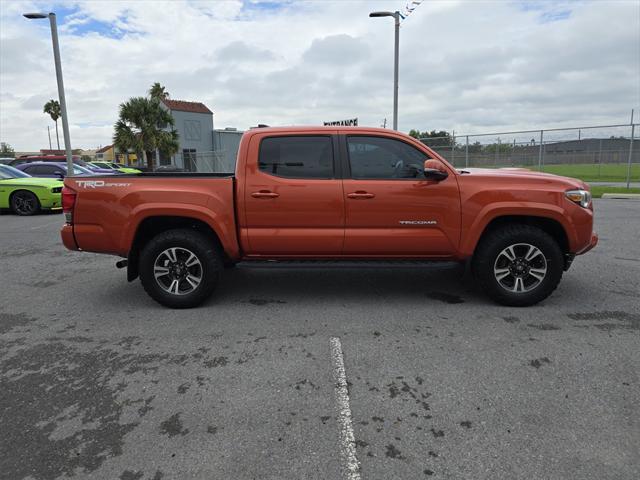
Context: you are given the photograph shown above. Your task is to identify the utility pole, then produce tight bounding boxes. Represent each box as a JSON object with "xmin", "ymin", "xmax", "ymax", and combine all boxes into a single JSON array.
[
  {"xmin": 24, "ymin": 12, "xmax": 73, "ymax": 175},
  {"xmin": 370, "ymin": 10, "xmax": 401, "ymax": 130}
]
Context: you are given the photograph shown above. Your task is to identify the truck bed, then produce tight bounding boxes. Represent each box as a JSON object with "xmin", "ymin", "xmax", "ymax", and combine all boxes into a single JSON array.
[{"xmin": 62, "ymin": 175, "xmax": 238, "ymax": 258}]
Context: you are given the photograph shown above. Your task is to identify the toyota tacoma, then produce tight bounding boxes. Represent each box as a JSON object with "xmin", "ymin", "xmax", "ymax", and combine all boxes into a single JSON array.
[{"xmin": 61, "ymin": 126, "xmax": 597, "ymax": 308}]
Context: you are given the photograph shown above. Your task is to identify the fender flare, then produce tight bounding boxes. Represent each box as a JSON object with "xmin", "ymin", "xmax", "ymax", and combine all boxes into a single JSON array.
[
  {"xmin": 459, "ymin": 202, "xmax": 575, "ymax": 257},
  {"xmin": 122, "ymin": 203, "xmax": 240, "ymax": 258}
]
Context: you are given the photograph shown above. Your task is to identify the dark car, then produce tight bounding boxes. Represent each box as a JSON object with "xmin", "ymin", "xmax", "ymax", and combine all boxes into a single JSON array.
[
  {"xmin": 15, "ymin": 162, "xmax": 101, "ymax": 178},
  {"xmin": 154, "ymin": 164, "xmax": 185, "ymax": 172},
  {"xmin": 10, "ymin": 155, "xmax": 81, "ymax": 166},
  {"xmin": 10, "ymin": 155, "xmax": 116, "ymax": 174}
]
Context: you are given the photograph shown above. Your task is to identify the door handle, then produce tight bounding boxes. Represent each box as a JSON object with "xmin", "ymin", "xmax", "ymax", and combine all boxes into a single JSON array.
[
  {"xmin": 347, "ymin": 191, "xmax": 375, "ymax": 199},
  {"xmin": 251, "ymin": 190, "xmax": 279, "ymax": 199}
]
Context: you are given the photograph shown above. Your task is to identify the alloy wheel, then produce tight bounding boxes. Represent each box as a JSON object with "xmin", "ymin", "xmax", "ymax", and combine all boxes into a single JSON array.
[
  {"xmin": 493, "ymin": 243, "xmax": 548, "ymax": 293},
  {"xmin": 13, "ymin": 192, "xmax": 37, "ymax": 215},
  {"xmin": 153, "ymin": 247, "xmax": 203, "ymax": 295}
]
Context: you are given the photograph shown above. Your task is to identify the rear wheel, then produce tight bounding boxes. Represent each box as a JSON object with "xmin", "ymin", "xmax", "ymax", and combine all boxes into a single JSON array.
[
  {"xmin": 472, "ymin": 224, "xmax": 563, "ymax": 306},
  {"xmin": 10, "ymin": 190, "xmax": 40, "ymax": 216},
  {"xmin": 139, "ymin": 229, "xmax": 222, "ymax": 308}
]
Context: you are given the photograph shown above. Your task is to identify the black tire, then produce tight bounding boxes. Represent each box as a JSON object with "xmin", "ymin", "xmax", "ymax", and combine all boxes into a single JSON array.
[
  {"xmin": 139, "ymin": 229, "xmax": 222, "ymax": 308},
  {"xmin": 10, "ymin": 190, "xmax": 40, "ymax": 216},
  {"xmin": 472, "ymin": 224, "xmax": 563, "ymax": 307}
]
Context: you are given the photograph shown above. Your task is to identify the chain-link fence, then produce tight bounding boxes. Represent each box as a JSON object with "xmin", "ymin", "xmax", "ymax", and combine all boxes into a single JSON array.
[
  {"xmin": 420, "ymin": 123, "xmax": 639, "ymax": 186},
  {"xmin": 117, "ymin": 123, "xmax": 638, "ymax": 186},
  {"xmin": 173, "ymin": 150, "xmax": 233, "ymax": 173},
  {"xmin": 120, "ymin": 150, "xmax": 234, "ymax": 173}
]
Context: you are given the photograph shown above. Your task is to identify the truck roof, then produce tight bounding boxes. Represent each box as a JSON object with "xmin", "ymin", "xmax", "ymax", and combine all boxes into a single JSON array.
[{"xmin": 248, "ymin": 125, "xmax": 402, "ymax": 135}]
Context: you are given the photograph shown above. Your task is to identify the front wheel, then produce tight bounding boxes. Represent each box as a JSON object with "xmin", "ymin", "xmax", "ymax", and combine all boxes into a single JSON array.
[
  {"xmin": 472, "ymin": 225, "xmax": 564, "ymax": 306},
  {"xmin": 139, "ymin": 229, "xmax": 222, "ymax": 308},
  {"xmin": 10, "ymin": 190, "xmax": 40, "ymax": 216}
]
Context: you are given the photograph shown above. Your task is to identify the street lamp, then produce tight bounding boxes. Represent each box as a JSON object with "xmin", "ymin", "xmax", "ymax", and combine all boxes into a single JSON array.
[
  {"xmin": 369, "ymin": 10, "xmax": 400, "ymax": 131},
  {"xmin": 24, "ymin": 12, "xmax": 74, "ymax": 175}
]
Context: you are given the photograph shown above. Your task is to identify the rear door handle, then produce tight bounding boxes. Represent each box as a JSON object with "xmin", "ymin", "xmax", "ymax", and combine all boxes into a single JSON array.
[
  {"xmin": 251, "ymin": 190, "xmax": 279, "ymax": 199},
  {"xmin": 347, "ymin": 191, "xmax": 375, "ymax": 199}
]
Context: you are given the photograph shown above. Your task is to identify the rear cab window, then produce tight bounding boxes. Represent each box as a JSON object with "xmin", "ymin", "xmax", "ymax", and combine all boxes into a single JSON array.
[{"xmin": 259, "ymin": 136, "xmax": 335, "ymax": 179}]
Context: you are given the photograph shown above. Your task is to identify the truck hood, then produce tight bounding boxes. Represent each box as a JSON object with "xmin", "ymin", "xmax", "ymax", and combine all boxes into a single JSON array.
[
  {"xmin": 458, "ymin": 167, "xmax": 586, "ymax": 189},
  {"xmin": 1, "ymin": 177, "xmax": 63, "ymax": 189}
]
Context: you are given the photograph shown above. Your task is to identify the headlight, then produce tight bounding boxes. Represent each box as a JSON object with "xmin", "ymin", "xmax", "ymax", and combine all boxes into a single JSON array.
[{"xmin": 565, "ymin": 189, "xmax": 591, "ymax": 208}]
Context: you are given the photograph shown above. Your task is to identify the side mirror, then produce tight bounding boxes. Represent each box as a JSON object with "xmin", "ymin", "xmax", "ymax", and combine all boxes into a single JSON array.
[{"xmin": 424, "ymin": 159, "xmax": 449, "ymax": 181}]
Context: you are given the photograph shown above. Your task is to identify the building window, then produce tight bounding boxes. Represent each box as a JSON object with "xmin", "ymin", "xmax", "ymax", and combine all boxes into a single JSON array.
[{"xmin": 184, "ymin": 120, "xmax": 202, "ymax": 141}]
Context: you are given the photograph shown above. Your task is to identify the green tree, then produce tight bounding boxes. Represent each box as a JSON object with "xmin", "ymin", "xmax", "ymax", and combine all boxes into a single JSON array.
[
  {"xmin": 408, "ymin": 129, "xmax": 453, "ymax": 148},
  {"xmin": 483, "ymin": 141, "xmax": 513, "ymax": 154},
  {"xmin": 149, "ymin": 82, "xmax": 169, "ymax": 101},
  {"xmin": 1, "ymin": 142, "xmax": 15, "ymax": 158},
  {"xmin": 113, "ymin": 97, "xmax": 179, "ymax": 170},
  {"xmin": 43, "ymin": 99, "xmax": 62, "ymax": 150}
]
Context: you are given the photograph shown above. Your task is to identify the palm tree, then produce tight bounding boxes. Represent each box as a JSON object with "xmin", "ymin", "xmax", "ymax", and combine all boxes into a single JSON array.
[
  {"xmin": 148, "ymin": 83, "xmax": 170, "ymax": 165},
  {"xmin": 43, "ymin": 99, "xmax": 61, "ymax": 150},
  {"xmin": 113, "ymin": 97, "xmax": 179, "ymax": 170},
  {"xmin": 149, "ymin": 82, "xmax": 169, "ymax": 101}
]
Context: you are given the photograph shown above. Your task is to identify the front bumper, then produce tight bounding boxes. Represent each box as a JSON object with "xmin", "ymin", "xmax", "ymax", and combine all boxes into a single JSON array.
[
  {"xmin": 565, "ymin": 232, "xmax": 597, "ymax": 271},
  {"xmin": 577, "ymin": 232, "xmax": 598, "ymax": 255},
  {"xmin": 40, "ymin": 198, "xmax": 62, "ymax": 209}
]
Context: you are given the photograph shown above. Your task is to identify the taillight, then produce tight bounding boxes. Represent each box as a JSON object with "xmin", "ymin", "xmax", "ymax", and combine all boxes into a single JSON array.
[{"xmin": 62, "ymin": 186, "xmax": 76, "ymax": 224}]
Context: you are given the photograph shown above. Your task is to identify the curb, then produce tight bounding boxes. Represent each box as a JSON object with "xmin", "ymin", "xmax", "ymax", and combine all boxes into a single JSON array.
[{"xmin": 601, "ymin": 193, "xmax": 640, "ymax": 200}]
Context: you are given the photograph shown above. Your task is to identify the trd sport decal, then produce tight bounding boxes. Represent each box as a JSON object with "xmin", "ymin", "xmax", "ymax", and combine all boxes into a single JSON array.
[{"xmin": 75, "ymin": 180, "xmax": 132, "ymax": 188}]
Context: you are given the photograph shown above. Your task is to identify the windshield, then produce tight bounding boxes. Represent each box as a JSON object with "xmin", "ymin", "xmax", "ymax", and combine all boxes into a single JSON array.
[
  {"xmin": 0, "ymin": 164, "xmax": 31, "ymax": 179},
  {"xmin": 73, "ymin": 165, "xmax": 93, "ymax": 175}
]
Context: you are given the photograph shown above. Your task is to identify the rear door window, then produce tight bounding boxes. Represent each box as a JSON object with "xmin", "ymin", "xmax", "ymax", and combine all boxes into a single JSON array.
[{"xmin": 259, "ymin": 136, "xmax": 334, "ymax": 179}]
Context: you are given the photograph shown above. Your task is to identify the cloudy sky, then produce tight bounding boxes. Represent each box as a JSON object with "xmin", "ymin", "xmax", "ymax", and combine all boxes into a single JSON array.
[{"xmin": 1, "ymin": 0, "xmax": 639, "ymax": 151}]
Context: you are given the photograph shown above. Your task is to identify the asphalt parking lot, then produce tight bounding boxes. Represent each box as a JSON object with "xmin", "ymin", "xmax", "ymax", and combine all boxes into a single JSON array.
[{"xmin": 1, "ymin": 199, "xmax": 638, "ymax": 480}]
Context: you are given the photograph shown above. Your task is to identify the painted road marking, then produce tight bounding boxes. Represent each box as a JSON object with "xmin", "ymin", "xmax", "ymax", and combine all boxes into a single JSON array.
[{"xmin": 329, "ymin": 337, "xmax": 362, "ymax": 480}]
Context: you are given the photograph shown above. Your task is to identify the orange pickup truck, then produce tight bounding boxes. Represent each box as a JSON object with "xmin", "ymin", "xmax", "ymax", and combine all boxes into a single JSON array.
[{"xmin": 61, "ymin": 126, "xmax": 597, "ymax": 308}]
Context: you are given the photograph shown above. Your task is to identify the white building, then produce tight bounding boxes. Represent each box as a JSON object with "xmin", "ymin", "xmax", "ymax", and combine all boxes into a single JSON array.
[{"xmin": 160, "ymin": 99, "xmax": 214, "ymax": 171}]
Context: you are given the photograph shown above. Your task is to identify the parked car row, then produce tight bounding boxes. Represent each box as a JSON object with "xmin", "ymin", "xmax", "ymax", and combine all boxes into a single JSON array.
[
  {"xmin": 7, "ymin": 155, "xmax": 142, "ymax": 175},
  {"xmin": 16, "ymin": 162, "xmax": 98, "ymax": 179}
]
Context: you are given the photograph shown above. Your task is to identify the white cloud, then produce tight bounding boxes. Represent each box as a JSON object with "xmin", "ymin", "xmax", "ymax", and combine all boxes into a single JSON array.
[{"xmin": 0, "ymin": 0, "xmax": 638, "ymax": 150}]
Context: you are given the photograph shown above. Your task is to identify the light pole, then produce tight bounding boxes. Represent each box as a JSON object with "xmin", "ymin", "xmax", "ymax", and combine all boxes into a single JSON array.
[
  {"xmin": 369, "ymin": 10, "xmax": 400, "ymax": 131},
  {"xmin": 24, "ymin": 12, "xmax": 74, "ymax": 175}
]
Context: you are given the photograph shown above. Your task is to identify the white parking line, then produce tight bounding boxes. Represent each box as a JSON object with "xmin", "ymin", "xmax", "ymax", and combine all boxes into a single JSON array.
[{"xmin": 329, "ymin": 337, "xmax": 362, "ymax": 480}]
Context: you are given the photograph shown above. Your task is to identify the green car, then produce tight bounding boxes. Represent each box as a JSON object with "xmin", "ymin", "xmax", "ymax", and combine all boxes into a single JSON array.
[
  {"xmin": 0, "ymin": 164, "xmax": 63, "ymax": 215},
  {"xmin": 90, "ymin": 161, "xmax": 141, "ymax": 174}
]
